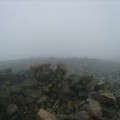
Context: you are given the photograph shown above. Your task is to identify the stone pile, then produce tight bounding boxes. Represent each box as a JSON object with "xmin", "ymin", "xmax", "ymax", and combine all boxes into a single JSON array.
[{"xmin": 0, "ymin": 64, "xmax": 120, "ymax": 120}]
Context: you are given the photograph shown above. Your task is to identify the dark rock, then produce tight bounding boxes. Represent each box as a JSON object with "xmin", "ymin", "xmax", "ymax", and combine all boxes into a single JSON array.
[
  {"xmin": 21, "ymin": 79, "xmax": 38, "ymax": 88},
  {"xmin": 102, "ymin": 108, "xmax": 116, "ymax": 119},
  {"xmin": 74, "ymin": 110, "xmax": 92, "ymax": 120},
  {"xmin": 10, "ymin": 85, "xmax": 22, "ymax": 95},
  {"xmin": 95, "ymin": 91, "xmax": 116, "ymax": 106},
  {"xmin": 6, "ymin": 104, "xmax": 18, "ymax": 116},
  {"xmin": 115, "ymin": 90, "xmax": 120, "ymax": 107}
]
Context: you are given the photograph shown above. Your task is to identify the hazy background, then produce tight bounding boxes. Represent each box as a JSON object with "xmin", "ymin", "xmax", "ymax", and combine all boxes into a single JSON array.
[{"xmin": 0, "ymin": 0, "xmax": 120, "ymax": 61}]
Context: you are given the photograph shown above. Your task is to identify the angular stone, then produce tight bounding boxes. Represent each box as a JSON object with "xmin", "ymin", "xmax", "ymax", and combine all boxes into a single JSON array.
[{"xmin": 98, "ymin": 92, "xmax": 116, "ymax": 106}]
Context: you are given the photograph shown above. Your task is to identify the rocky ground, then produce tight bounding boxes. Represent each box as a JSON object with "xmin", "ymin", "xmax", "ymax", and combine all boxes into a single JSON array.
[{"xmin": 0, "ymin": 64, "xmax": 120, "ymax": 120}]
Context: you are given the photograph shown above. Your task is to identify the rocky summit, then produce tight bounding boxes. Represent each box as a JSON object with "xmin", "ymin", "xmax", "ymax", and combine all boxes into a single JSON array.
[{"xmin": 0, "ymin": 64, "xmax": 120, "ymax": 120}]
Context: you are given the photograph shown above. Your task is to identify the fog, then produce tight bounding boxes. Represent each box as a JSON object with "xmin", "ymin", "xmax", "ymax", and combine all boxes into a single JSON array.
[{"xmin": 0, "ymin": 1, "xmax": 120, "ymax": 61}]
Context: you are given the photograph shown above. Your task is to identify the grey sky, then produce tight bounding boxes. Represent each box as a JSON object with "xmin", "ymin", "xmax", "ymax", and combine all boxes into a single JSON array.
[{"xmin": 0, "ymin": 1, "xmax": 120, "ymax": 61}]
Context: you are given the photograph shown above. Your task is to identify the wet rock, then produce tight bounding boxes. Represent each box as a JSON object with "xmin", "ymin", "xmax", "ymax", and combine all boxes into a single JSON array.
[
  {"xmin": 86, "ymin": 100, "xmax": 102, "ymax": 120},
  {"xmin": 37, "ymin": 109, "xmax": 59, "ymax": 120}
]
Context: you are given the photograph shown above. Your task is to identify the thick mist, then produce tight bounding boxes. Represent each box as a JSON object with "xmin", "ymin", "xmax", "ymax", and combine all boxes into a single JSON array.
[{"xmin": 0, "ymin": 1, "xmax": 120, "ymax": 61}]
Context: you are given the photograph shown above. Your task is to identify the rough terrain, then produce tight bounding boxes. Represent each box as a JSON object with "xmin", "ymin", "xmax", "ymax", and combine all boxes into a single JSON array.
[{"xmin": 0, "ymin": 64, "xmax": 120, "ymax": 120}]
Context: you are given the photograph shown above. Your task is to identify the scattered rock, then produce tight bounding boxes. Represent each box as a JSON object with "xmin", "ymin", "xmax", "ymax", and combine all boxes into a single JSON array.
[{"xmin": 0, "ymin": 64, "xmax": 119, "ymax": 120}]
